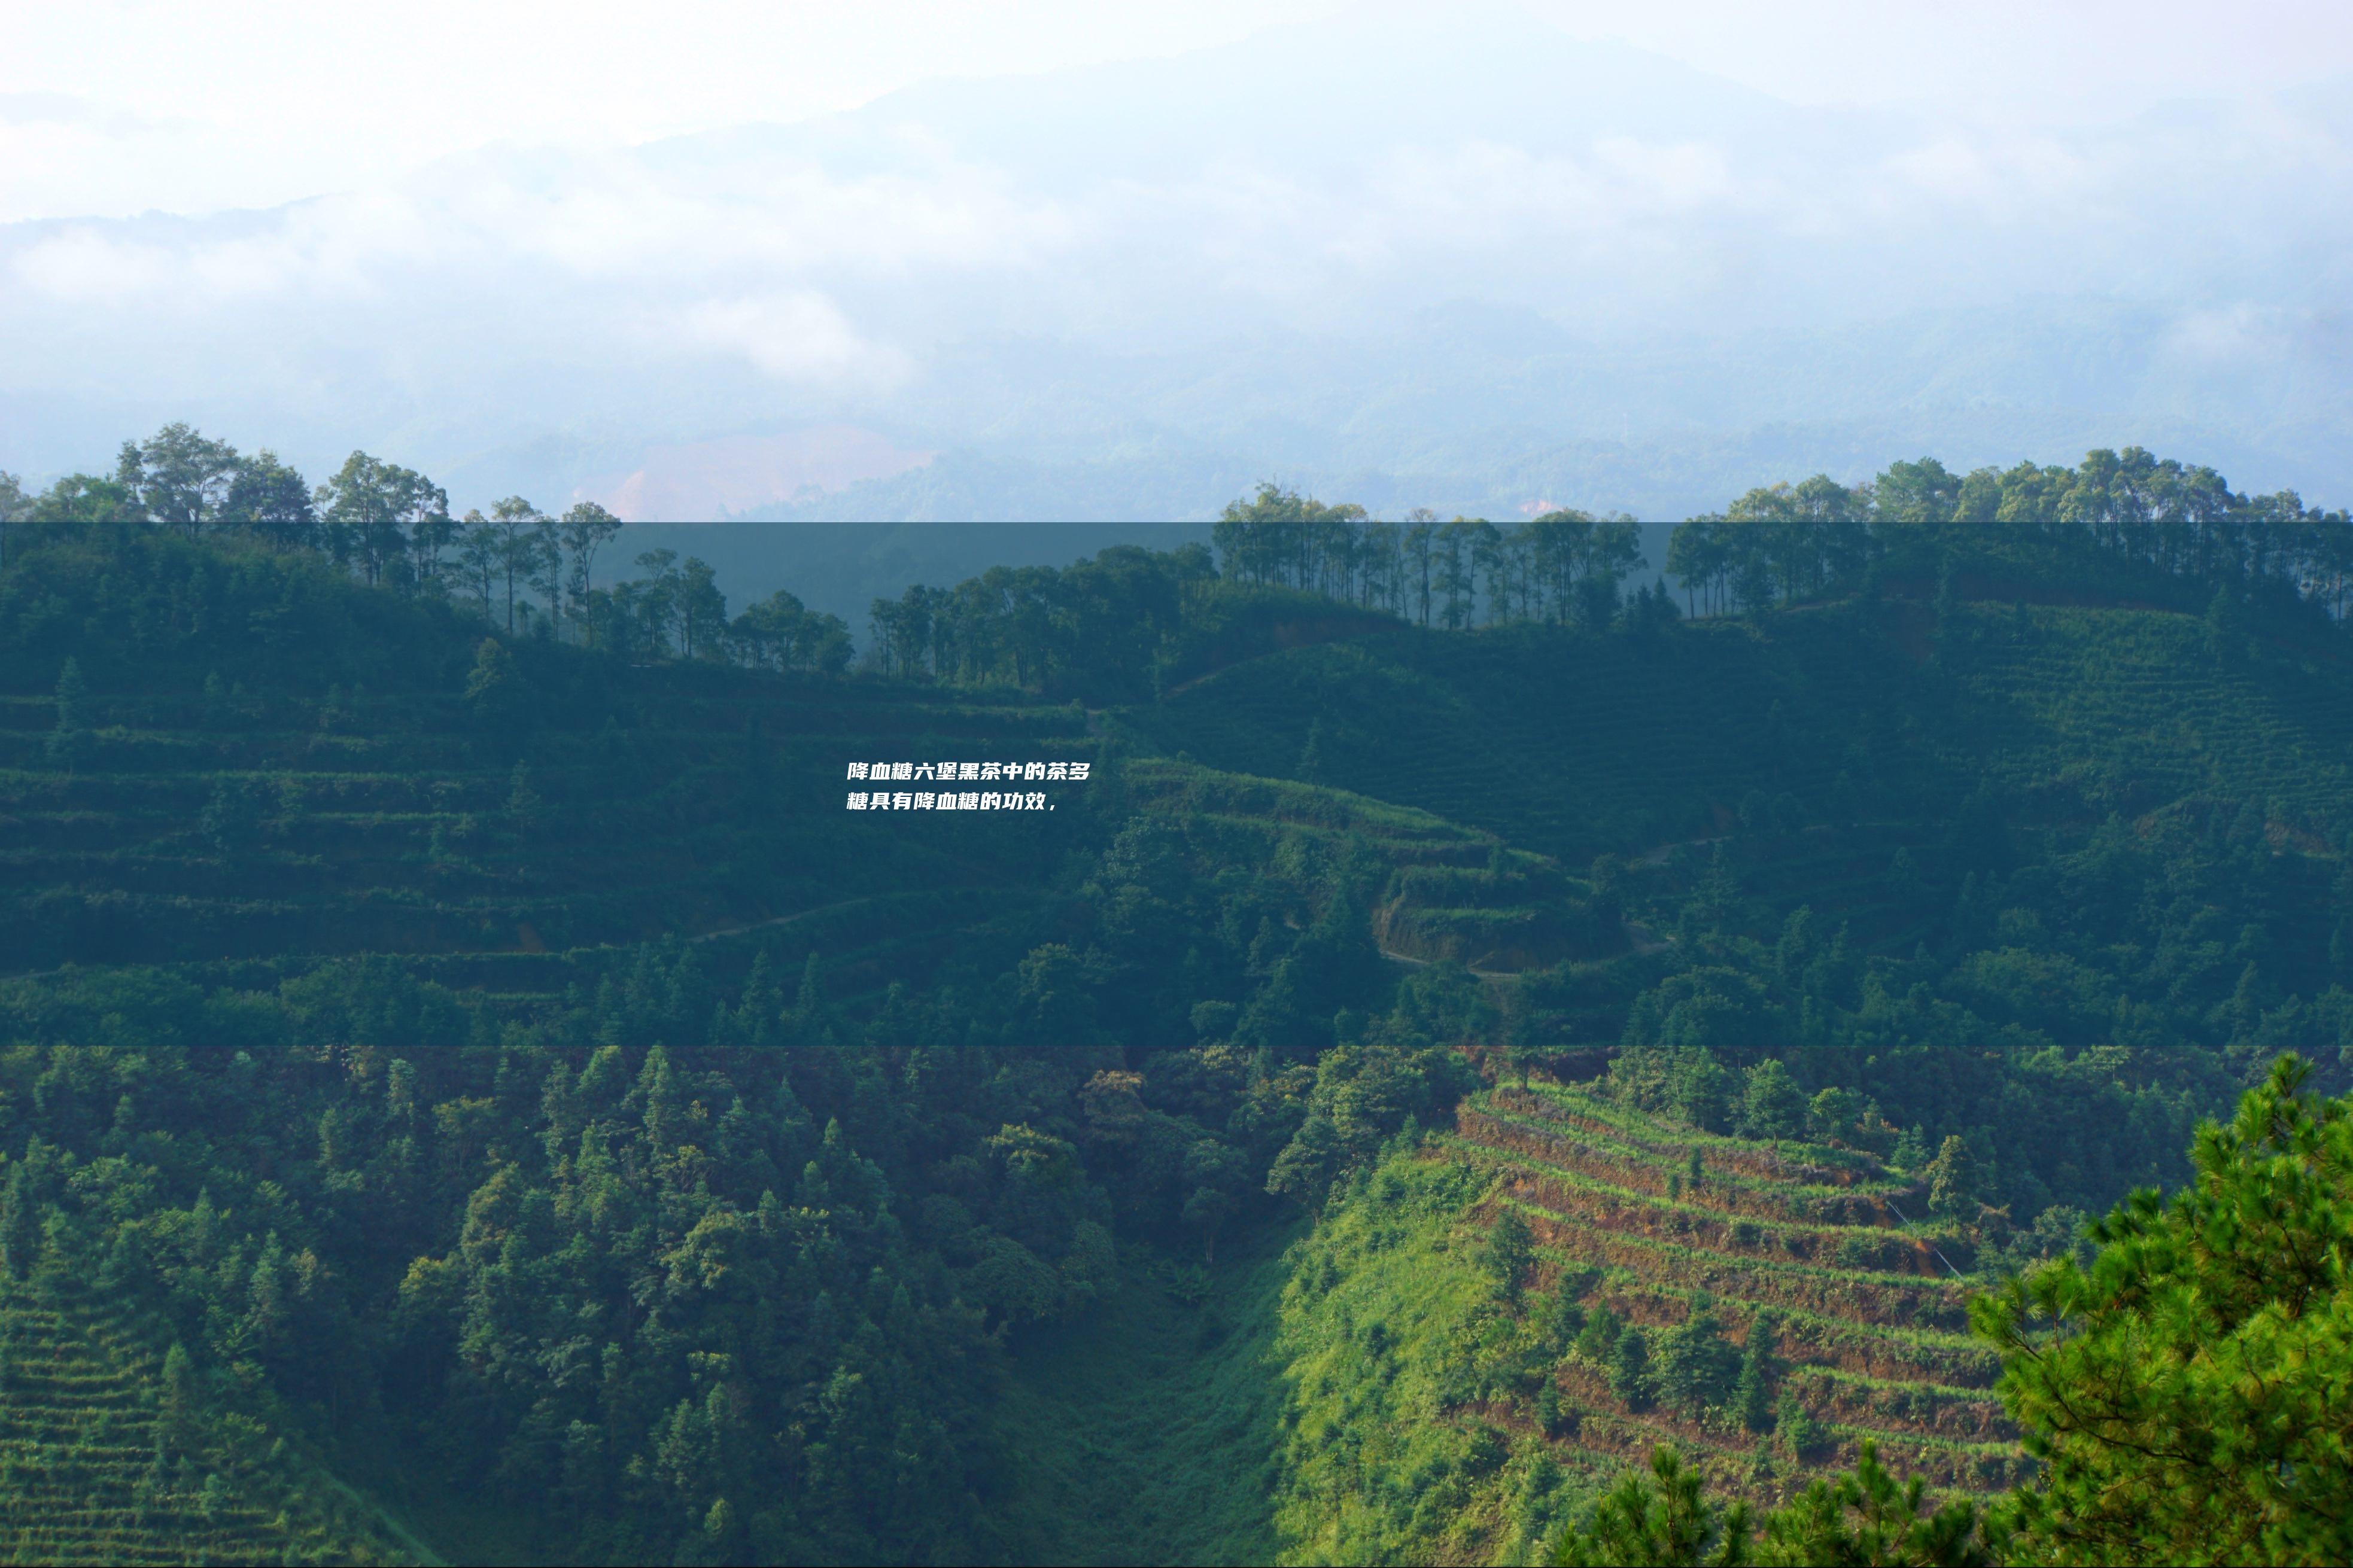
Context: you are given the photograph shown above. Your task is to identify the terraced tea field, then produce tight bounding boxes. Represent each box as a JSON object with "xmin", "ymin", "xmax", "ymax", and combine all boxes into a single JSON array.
[
  {"xmin": 1119, "ymin": 600, "xmax": 2353, "ymax": 951},
  {"xmin": 1948, "ymin": 605, "xmax": 2353, "ymax": 823},
  {"xmin": 0, "ymin": 1284, "xmax": 413, "ymax": 1565},
  {"xmin": 0, "ymin": 671, "xmax": 1092, "ymax": 988},
  {"xmin": 1449, "ymin": 1080, "xmax": 2024, "ymax": 1500},
  {"xmin": 1120, "ymin": 616, "xmax": 1929, "ymax": 867},
  {"xmin": 1125, "ymin": 757, "xmax": 1630, "ymax": 972}
]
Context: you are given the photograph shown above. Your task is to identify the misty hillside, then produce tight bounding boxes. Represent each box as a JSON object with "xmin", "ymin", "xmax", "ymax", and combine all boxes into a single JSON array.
[{"xmin": 4, "ymin": 5, "xmax": 2348, "ymax": 519}]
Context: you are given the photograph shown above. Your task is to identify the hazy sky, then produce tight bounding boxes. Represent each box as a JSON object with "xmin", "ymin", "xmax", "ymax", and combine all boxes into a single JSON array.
[
  {"xmin": 8, "ymin": 1, "xmax": 2351, "ymax": 222},
  {"xmin": 5, "ymin": 2, "xmax": 2349, "ymax": 517}
]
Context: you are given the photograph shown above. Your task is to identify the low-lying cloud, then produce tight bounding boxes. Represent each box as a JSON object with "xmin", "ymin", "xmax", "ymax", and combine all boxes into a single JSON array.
[{"xmin": 2, "ymin": 7, "xmax": 2348, "ymax": 515}]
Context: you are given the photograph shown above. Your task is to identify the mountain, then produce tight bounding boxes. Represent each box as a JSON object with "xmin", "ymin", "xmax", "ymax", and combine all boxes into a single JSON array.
[
  {"xmin": 2, "ymin": 500, "xmax": 2349, "ymax": 1561},
  {"xmin": 4, "ymin": 7, "xmax": 2349, "ymax": 517}
]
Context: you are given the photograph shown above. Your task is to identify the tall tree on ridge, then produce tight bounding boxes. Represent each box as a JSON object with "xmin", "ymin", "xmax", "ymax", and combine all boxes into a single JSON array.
[
  {"xmin": 221, "ymin": 449, "xmax": 316, "ymax": 549},
  {"xmin": 117, "ymin": 423, "xmax": 241, "ymax": 538},
  {"xmin": 489, "ymin": 495, "xmax": 549, "ymax": 633},
  {"xmin": 1436, "ymin": 517, "xmax": 1476, "ymax": 630},
  {"xmin": 455, "ymin": 510, "xmax": 499, "ymax": 622},
  {"xmin": 558, "ymin": 501, "xmax": 624, "ymax": 641},
  {"xmin": 1404, "ymin": 511, "xmax": 1437, "ymax": 626}
]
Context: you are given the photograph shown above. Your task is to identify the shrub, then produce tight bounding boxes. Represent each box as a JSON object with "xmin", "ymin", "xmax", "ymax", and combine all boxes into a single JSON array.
[
  {"xmin": 1574, "ymin": 1305, "xmax": 1624, "ymax": 1366},
  {"xmin": 1653, "ymin": 1296, "xmax": 1741, "ymax": 1418},
  {"xmin": 1776, "ymin": 1389, "xmax": 1827, "ymax": 1460}
]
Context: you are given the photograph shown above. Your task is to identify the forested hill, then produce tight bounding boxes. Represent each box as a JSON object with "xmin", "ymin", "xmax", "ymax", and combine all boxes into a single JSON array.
[{"xmin": 0, "ymin": 447, "xmax": 2349, "ymax": 1564}]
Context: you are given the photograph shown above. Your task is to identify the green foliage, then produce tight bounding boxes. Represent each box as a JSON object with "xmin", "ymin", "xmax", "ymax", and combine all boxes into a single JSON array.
[
  {"xmin": 1926, "ymin": 1135, "xmax": 1981, "ymax": 1217},
  {"xmin": 1609, "ymin": 1324, "xmax": 1655, "ymax": 1411},
  {"xmin": 0, "ymin": 957, "xmax": 1457, "ymax": 1565},
  {"xmin": 1573, "ymin": 1304, "xmax": 1624, "ymax": 1366},
  {"xmin": 0, "ymin": 1165, "xmax": 32, "ymax": 1280},
  {"xmin": 0, "ymin": 1283, "xmax": 409, "ymax": 1563},
  {"xmin": 1454, "ymin": 1074, "xmax": 2077, "ymax": 1505},
  {"xmin": 21, "ymin": 425, "xmax": 837, "ymax": 667},
  {"xmin": 983, "ymin": 1231, "xmax": 1290, "ymax": 1565},
  {"xmin": 42, "ymin": 656, "xmax": 86, "ymax": 766},
  {"xmin": 1213, "ymin": 489, "xmax": 1648, "ymax": 633},
  {"xmin": 1483, "ymin": 1207, "xmax": 1534, "ymax": 1299},
  {"xmin": 1757, "ymin": 1439, "xmax": 1998, "ymax": 1566},
  {"xmin": 1668, "ymin": 450, "xmax": 2348, "ymax": 624},
  {"xmin": 1973, "ymin": 1054, "xmax": 2353, "ymax": 1565},
  {"xmin": 1652, "ymin": 1295, "xmax": 1741, "ymax": 1418},
  {"xmin": 1270, "ymin": 1147, "xmax": 1598, "ymax": 1564},
  {"xmin": 1610, "ymin": 1046, "xmax": 1735, "ymax": 1134},
  {"xmin": 460, "ymin": 635, "xmax": 521, "ymax": 721},
  {"xmin": 1562, "ymin": 1053, "xmax": 2353, "ymax": 1568},
  {"xmin": 867, "ymin": 543, "xmax": 1237, "ymax": 699},
  {"xmin": 1737, "ymin": 1059, "xmax": 1806, "ymax": 1140},
  {"xmin": 1261, "ymin": 1039, "xmax": 1472, "ymax": 1206},
  {"xmin": 1550, "ymin": 1448, "xmax": 1750, "ymax": 1567},
  {"xmin": 1775, "ymin": 1389, "xmax": 1827, "ymax": 1461},
  {"xmin": 1536, "ymin": 1378, "xmax": 1567, "ymax": 1436}
]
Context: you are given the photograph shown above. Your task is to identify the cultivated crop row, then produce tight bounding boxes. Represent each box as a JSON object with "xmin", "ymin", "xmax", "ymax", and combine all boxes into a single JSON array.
[{"xmin": 1447, "ymin": 1081, "xmax": 2020, "ymax": 1500}]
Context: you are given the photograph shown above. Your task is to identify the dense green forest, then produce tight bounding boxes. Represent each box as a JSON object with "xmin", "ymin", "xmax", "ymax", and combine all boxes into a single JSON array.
[{"xmin": 0, "ymin": 431, "xmax": 2349, "ymax": 1564}]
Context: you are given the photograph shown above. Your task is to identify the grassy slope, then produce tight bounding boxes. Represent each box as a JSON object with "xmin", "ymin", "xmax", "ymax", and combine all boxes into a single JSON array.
[
  {"xmin": 984, "ymin": 1234, "xmax": 1297, "ymax": 1567},
  {"xmin": 936, "ymin": 597, "xmax": 2353, "ymax": 1561},
  {"xmin": 1271, "ymin": 1145, "xmax": 1603, "ymax": 1566}
]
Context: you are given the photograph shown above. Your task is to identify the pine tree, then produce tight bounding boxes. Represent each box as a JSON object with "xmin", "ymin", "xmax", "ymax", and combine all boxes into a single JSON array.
[
  {"xmin": 1609, "ymin": 1325, "xmax": 1653, "ymax": 1411},
  {"xmin": 1738, "ymin": 1059, "xmax": 1807, "ymax": 1140},
  {"xmin": 2205, "ymin": 584, "xmax": 2248, "ymax": 664},
  {"xmin": 1973, "ymin": 1055, "xmax": 2353, "ymax": 1564},
  {"xmin": 792, "ymin": 952, "xmax": 832, "ymax": 1046},
  {"xmin": 1535, "ymin": 1379, "xmax": 1566, "ymax": 1437},
  {"xmin": 1932, "ymin": 562, "xmax": 1962, "ymax": 660},
  {"xmin": 1574, "ymin": 1305, "xmax": 1623, "ymax": 1365},
  {"xmin": 1925, "ymin": 1136, "xmax": 1978, "ymax": 1217},
  {"xmin": 1485, "ymin": 1209, "xmax": 1533, "ymax": 1301},
  {"xmin": 1297, "ymin": 717, "xmax": 1327, "ymax": 783}
]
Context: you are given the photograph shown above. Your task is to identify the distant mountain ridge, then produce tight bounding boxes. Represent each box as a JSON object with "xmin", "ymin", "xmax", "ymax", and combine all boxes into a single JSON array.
[{"xmin": 3, "ymin": 3, "xmax": 2348, "ymax": 517}]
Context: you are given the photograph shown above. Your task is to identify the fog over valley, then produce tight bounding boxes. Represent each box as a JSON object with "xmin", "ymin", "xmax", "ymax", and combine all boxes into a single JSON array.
[{"xmin": 5, "ymin": 2, "xmax": 2350, "ymax": 518}]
